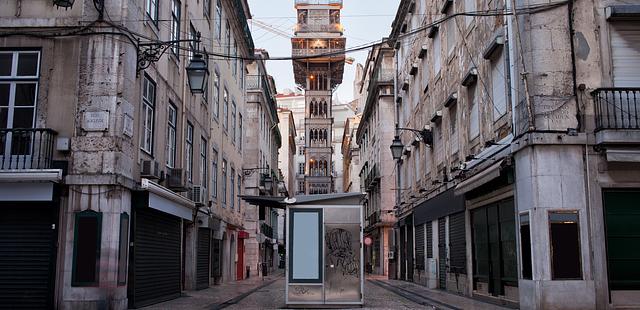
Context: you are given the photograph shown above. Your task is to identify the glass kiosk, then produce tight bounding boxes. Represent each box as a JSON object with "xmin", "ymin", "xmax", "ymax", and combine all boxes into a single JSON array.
[{"xmin": 285, "ymin": 193, "xmax": 364, "ymax": 306}]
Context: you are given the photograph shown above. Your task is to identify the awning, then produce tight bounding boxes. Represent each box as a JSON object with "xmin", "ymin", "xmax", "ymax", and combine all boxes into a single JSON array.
[
  {"xmin": 239, "ymin": 195, "xmax": 286, "ymax": 209},
  {"xmin": 455, "ymin": 160, "xmax": 504, "ymax": 195},
  {"xmin": 606, "ymin": 5, "xmax": 640, "ymax": 21},
  {"xmin": 0, "ymin": 182, "xmax": 55, "ymax": 201},
  {"xmin": 414, "ymin": 188, "xmax": 465, "ymax": 225},
  {"xmin": 238, "ymin": 230, "xmax": 250, "ymax": 239},
  {"xmin": 138, "ymin": 178, "xmax": 195, "ymax": 220}
]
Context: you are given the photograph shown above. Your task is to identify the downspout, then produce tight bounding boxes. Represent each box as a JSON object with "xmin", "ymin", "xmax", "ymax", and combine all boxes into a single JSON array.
[{"xmin": 506, "ymin": 1, "xmax": 517, "ymax": 135}]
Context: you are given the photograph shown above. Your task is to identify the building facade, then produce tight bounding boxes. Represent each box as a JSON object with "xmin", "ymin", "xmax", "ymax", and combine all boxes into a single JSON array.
[
  {"xmin": 341, "ymin": 114, "xmax": 361, "ymax": 193},
  {"xmin": 243, "ymin": 49, "xmax": 282, "ymax": 278},
  {"xmin": 356, "ymin": 45, "xmax": 397, "ymax": 277},
  {"xmin": 382, "ymin": 0, "xmax": 640, "ymax": 309},
  {"xmin": 291, "ymin": 0, "xmax": 346, "ymax": 195},
  {"xmin": 0, "ymin": 0, "xmax": 265, "ymax": 308}
]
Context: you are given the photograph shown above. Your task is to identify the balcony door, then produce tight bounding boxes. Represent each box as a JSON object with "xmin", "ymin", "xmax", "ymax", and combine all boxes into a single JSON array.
[{"xmin": 0, "ymin": 51, "xmax": 40, "ymax": 169}]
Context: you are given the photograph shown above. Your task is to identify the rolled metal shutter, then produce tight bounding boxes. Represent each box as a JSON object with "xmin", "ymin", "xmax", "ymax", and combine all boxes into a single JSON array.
[
  {"xmin": 611, "ymin": 22, "xmax": 640, "ymax": 87},
  {"xmin": 448, "ymin": 212, "xmax": 466, "ymax": 274},
  {"xmin": 0, "ymin": 205, "xmax": 57, "ymax": 309},
  {"xmin": 130, "ymin": 207, "xmax": 182, "ymax": 308},
  {"xmin": 438, "ymin": 218, "xmax": 446, "ymax": 289},
  {"xmin": 426, "ymin": 223, "xmax": 433, "ymax": 258},
  {"xmin": 414, "ymin": 224, "xmax": 425, "ymax": 270},
  {"xmin": 196, "ymin": 228, "xmax": 211, "ymax": 290}
]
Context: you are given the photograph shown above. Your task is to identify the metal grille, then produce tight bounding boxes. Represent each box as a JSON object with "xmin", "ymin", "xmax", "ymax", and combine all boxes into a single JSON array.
[
  {"xmin": 426, "ymin": 223, "xmax": 433, "ymax": 259},
  {"xmin": 438, "ymin": 218, "xmax": 446, "ymax": 289},
  {"xmin": 414, "ymin": 224, "xmax": 425, "ymax": 270},
  {"xmin": 130, "ymin": 207, "xmax": 181, "ymax": 308},
  {"xmin": 448, "ymin": 212, "xmax": 466, "ymax": 274},
  {"xmin": 0, "ymin": 204, "xmax": 57, "ymax": 309},
  {"xmin": 196, "ymin": 228, "xmax": 211, "ymax": 290}
]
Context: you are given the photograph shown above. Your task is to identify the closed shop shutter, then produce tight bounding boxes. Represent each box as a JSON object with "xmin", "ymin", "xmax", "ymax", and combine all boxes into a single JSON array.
[
  {"xmin": 414, "ymin": 224, "xmax": 425, "ymax": 270},
  {"xmin": 426, "ymin": 223, "xmax": 433, "ymax": 259},
  {"xmin": 603, "ymin": 189, "xmax": 640, "ymax": 290},
  {"xmin": 211, "ymin": 239, "xmax": 222, "ymax": 277},
  {"xmin": 611, "ymin": 22, "xmax": 640, "ymax": 87},
  {"xmin": 448, "ymin": 212, "xmax": 466, "ymax": 274},
  {"xmin": 438, "ymin": 218, "xmax": 446, "ymax": 289},
  {"xmin": 197, "ymin": 228, "xmax": 211, "ymax": 290},
  {"xmin": 130, "ymin": 207, "xmax": 182, "ymax": 308},
  {"xmin": 0, "ymin": 204, "xmax": 57, "ymax": 309}
]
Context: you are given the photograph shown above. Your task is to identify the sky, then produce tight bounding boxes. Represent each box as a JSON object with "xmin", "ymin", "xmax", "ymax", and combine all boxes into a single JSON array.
[{"xmin": 247, "ymin": 0, "xmax": 401, "ymax": 103}]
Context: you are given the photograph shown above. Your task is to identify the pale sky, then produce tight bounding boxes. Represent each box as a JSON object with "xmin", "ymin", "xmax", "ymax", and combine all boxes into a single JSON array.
[{"xmin": 247, "ymin": 0, "xmax": 401, "ymax": 103}]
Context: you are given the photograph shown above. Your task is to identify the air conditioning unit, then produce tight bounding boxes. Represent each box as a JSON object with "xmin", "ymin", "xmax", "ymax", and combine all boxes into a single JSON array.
[
  {"xmin": 141, "ymin": 160, "xmax": 161, "ymax": 179},
  {"xmin": 189, "ymin": 186, "xmax": 207, "ymax": 206},
  {"xmin": 167, "ymin": 168, "xmax": 189, "ymax": 191}
]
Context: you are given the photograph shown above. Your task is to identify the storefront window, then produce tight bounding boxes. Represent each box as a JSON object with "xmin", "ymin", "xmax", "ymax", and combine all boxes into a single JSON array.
[
  {"xmin": 72, "ymin": 210, "xmax": 102, "ymax": 286},
  {"xmin": 519, "ymin": 212, "xmax": 532, "ymax": 280}
]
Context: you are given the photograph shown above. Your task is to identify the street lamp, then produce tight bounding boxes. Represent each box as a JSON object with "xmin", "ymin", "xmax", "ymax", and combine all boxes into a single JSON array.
[
  {"xmin": 263, "ymin": 175, "xmax": 273, "ymax": 194},
  {"xmin": 186, "ymin": 53, "xmax": 209, "ymax": 94},
  {"xmin": 53, "ymin": 0, "xmax": 75, "ymax": 9},
  {"xmin": 390, "ymin": 136, "xmax": 404, "ymax": 161}
]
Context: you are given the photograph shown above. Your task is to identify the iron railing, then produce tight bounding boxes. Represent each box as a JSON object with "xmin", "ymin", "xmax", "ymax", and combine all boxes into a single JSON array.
[
  {"xmin": 0, "ymin": 128, "xmax": 57, "ymax": 170},
  {"xmin": 295, "ymin": 0, "xmax": 342, "ymax": 5},
  {"xmin": 294, "ymin": 23, "xmax": 342, "ymax": 34},
  {"xmin": 593, "ymin": 88, "xmax": 640, "ymax": 130}
]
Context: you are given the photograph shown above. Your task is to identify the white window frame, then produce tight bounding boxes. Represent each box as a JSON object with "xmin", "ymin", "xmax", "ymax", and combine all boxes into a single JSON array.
[
  {"xmin": 186, "ymin": 123, "xmax": 194, "ymax": 182},
  {"xmin": 167, "ymin": 104, "xmax": 177, "ymax": 168},
  {"xmin": 141, "ymin": 75, "xmax": 155, "ymax": 154},
  {"xmin": 200, "ymin": 137, "xmax": 207, "ymax": 187},
  {"xmin": 145, "ymin": 0, "xmax": 158, "ymax": 24},
  {"xmin": 212, "ymin": 149, "xmax": 218, "ymax": 200}
]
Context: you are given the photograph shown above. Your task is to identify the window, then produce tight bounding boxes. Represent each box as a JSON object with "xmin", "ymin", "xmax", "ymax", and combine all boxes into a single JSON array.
[
  {"xmin": 433, "ymin": 30, "xmax": 441, "ymax": 74},
  {"xmin": 215, "ymin": 0, "xmax": 222, "ymax": 39},
  {"xmin": 223, "ymin": 88, "xmax": 229, "ymax": 130},
  {"xmin": 491, "ymin": 51, "xmax": 507, "ymax": 120},
  {"xmin": 200, "ymin": 137, "xmax": 207, "ymax": 186},
  {"xmin": 72, "ymin": 210, "xmax": 102, "ymax": 286},
  {"xmin": 212, "ymin": 149, "xmax": 218, "ymax": 200},
  {"xmin": 450, "ymin": 105, "xmax": 459, "ymax": 153},
  {"xmin": 222, "ymin": 159, "xmax": 227, "ymax": 206},
  {"xmin": 299, "ymin": 162, "xmax": 305, "ymax": 174},
  {"xmin": 0, "ymin": 50, "xmax": 40, "ymax": 155},
  {"xmin": 603, "ymin": 190, "xmax": 640, "ymax": 290},
  {"xmin": 231, "ymin": 101, "xmax": 237, "ymax": 144},
  {"xmin": 225, "ymin": 21, "xmax": 231, "ymax": 57},
  {"xmin": 519, "ymin": 212, "xmax": 532, "ymax": 280},
  {"xmin": 230, "ymin": 168, "xmax": 235, "ymax": 209},
  {"xmin": 239, "ymin": 114, "xmax": 243, "ymax": 151},
  {"xmin": 468, "ymin": 84, "xmax": 479, "ymax": 140},
  {"xmin": 213, "ymin": 72, "xmax": 220, "ymax": 119},
  {"xmin": 237, "ymin": 174, "xmax": 242, "ymax": 212},
  {"xmin": 186, "ymin": 123, "xmax": 194, "ymax": 182},
  {"xmin": 232, "ymin": 42, "xmax": 238, "ymax": 77},
  {"xmin": 145, "ymin": 0, "xmax": 158, "ymax": 24},
  {"xmin": 446, "ymin": 6, "xmax": 456, "ymax": 56},
  {"xmin": 549, "ymin": 211, "xmax": 582, "ymax": 280},
  {"xmin": 239, "ymin": 60, "xmax": 244, "ymax": 89},
  {"xmin": 167, "ymin": 104, "xmax": 177, "ymax": 168},
  {"xmin": 189, "ymin": 23, "xmax": 197, "ymax": 60},
  {"xmin": 204, "ymin": 0, "xmax": 211, "ymax": 18},
  {"xmin": 465, "ymin": 0, "xmax": 476, "ymax": 26},
  {"xmin": 117, "ymin": 213, "xmax": 129, "ymax": 285},
  {"xmin": 170, "ymin": 0, "xmax": 181, "ymax": 55},
  {"xmin": 141, "ymin": 75, "xmax": 155, "ymax": 154}
]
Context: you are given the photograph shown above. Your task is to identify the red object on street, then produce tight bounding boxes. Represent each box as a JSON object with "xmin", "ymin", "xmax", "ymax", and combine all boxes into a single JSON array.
[{"xmin": 237, "ymin": 238, "xmax": 245, "ymax": 280}]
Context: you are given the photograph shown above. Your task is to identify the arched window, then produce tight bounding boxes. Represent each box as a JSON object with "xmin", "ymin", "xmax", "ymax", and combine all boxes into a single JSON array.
[{"xmin": 323, "ymin": 102, "xmax": 328, "ymax": 116}]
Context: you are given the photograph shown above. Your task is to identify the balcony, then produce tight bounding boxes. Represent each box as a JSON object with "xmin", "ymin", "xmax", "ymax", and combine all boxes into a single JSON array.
[
  {"xmin": 261, "ymin": 222, "xmax": 275, "ymax": 239},
  {"xmin": 294, "ymin": 23, "xmax": 343, "ymax": 35},
  {"xmin": 593, "ymin": 88, "xmax": 640, "ymax": 131},
  {"xmin": 592, "ymin": 88, "xmax": 640, "ymax": 147},
  {"xmin": 295, "ymin": 0, "xmax": 342, "ymax": 5},
  {"xmin": 0, "ymin": 128, "xmax": 57, "ymax": 170},
  {"xmin": 364, "ymin": 164, "xmax": 380, "ymax": 191}
]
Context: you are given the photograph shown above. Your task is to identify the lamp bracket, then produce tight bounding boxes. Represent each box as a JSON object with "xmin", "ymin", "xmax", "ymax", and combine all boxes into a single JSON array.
[{"xmin": 136, "ymin": 33, "xmax": 202, "ymax": 73}]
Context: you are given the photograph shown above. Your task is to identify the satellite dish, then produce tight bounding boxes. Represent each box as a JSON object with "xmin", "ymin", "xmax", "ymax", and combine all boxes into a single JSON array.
[{"xmin": 283, "ymin": 197, "xmax": 297, "ymax": 204}]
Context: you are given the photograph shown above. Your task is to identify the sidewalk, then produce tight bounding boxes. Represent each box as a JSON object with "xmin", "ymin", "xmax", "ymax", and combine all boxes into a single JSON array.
[
  {"xmin": 140, "ymin": 270, "xmax": 285, "ymax": 310},
  {"xmin": 368, "ymin": 277, "xmax": 516, "ymax": 310}
]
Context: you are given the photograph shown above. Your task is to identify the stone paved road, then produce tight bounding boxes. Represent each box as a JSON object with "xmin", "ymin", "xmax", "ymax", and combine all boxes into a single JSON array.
[{"xmin": 225, "ymin": 278, "xmax": 427, "ymax": 309}]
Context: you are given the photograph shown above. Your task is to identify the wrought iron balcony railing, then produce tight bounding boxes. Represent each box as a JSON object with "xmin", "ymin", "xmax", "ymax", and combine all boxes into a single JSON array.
[
  {"xmin": 593, "ymin": 88, "xmax": 640, "ymax": 131},
  {"xmin": 0, "ymin": 128, "xmax": 57, "ymax": 170},
  {"xmin": 294, "ymin": 23, "xmax": 343, "ymax": 34}
]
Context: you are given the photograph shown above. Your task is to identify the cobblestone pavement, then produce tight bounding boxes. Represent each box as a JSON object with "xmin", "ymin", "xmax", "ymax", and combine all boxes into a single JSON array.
[{"xmin": 226, "ymin": 278, "xmax": 425, "ymax": 309}]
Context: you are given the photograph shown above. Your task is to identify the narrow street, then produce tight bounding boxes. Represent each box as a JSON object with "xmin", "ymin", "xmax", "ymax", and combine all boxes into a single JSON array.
[{"xmin": 142, "ymin": 272, "xmax": 514, "ymax": 310}]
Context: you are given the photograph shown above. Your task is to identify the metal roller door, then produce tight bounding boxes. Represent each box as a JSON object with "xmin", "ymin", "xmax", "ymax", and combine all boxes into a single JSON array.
[
  {"xmin": 438, "ymin": 218, "xmax": 446, "ymax": 289},
  {"xmin": 129, "ymin": 207, "xmax": 182, "ymax": 308},
  {"xmin": 196, "ymin": 228, "xmax": 211, "ymax": 290},
  {"xmin": 448, "ymin": 212, "xmax": 466, "ymax": 274},
  {"xmin": 414, "ymin": 224, "xmax": 425, "ymax": 271},
  {"xmin": 0, "ymin": 204, "xmax": 57, "ymax": 309}
]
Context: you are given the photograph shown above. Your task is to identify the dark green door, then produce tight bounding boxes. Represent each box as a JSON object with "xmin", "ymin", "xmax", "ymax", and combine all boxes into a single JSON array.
[{"xmin": 603, "ymin": 189, "xmax": 640, "ymax": 290}]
